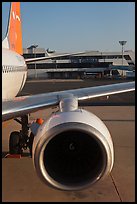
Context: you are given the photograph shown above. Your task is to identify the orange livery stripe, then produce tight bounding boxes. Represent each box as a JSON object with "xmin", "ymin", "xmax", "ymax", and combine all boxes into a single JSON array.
[{"xmin": 8, "ymin": 2, "xmax": 23, "ymax": 55}]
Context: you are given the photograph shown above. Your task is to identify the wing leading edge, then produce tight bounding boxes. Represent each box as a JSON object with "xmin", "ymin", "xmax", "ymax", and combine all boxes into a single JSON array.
[{"xmin": 2, "ymin": 81, "xmax": 135, "ymax": 121}]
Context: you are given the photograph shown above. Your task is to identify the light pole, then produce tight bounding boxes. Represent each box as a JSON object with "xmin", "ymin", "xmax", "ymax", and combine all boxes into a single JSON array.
[
  {"xmin": 119, "ymin": 41, "xmax": 127, "ymax": 65},
  {"xmin": 119, "ymin": 41, "xmax": 127, "ymax": 77}
]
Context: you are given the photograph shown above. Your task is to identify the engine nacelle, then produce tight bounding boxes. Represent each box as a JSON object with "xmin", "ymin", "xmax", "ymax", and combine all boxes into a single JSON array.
[{"xmin": 32, "ymin": 109, "xmax": 114, "ymax": 191}]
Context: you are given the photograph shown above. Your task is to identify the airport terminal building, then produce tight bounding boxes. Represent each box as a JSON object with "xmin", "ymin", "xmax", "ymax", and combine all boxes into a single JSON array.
[{"xmin": 23, "ymin": 48, "xmax": 135, "ymax": 79}]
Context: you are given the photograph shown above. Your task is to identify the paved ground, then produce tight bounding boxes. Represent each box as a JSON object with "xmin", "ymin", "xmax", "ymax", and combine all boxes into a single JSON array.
[{"xmin": 2, "ymin": 79, "xmax": 135, "ymax": 202}]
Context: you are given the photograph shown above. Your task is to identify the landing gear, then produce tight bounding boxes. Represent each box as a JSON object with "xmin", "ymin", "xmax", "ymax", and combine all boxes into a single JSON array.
[
  {"xmin": 9, "ymin": 131, "xmax": 21, "ymax": 154},
  {"xmin": 28, "ymin": 132, "xmax": 34, "ymax": 157},
  {"xmin": 9, "ymin": 114, "xmax": 33, "ymax": 157},
  {"xmin": 8, "ymin": 115, "xmax": 44, "ymax": 158}
]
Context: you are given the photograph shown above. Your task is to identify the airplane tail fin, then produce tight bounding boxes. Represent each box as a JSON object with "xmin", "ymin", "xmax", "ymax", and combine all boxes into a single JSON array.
[{"xmin": 2, "ymin": 2, "xmax": 23, "ymax": 55}]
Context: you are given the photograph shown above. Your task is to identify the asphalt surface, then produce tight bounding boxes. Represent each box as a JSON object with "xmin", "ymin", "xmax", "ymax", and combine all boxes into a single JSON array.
[{"xmin": 2, "ymin": 78, "xmax": 135, "ymax": 202}]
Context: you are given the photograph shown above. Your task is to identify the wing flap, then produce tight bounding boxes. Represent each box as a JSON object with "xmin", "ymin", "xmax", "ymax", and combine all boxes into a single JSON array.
[{"xmin": 2, "ymin": 81, "xmax": 135, "ymax": 121}]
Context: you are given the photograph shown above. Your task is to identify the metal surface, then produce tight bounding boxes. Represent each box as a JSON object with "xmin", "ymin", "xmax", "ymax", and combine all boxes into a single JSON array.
[
  {"xmin": 2, "ymin": 88, "xmax": 135, "ymax": 201},
  {"xmin": 2, "ymin": 81, "xmax": 135, "ymax": 121},
  {"xmin": 32, "ymin": 109, "xmax": 114, "ymax": 191}
]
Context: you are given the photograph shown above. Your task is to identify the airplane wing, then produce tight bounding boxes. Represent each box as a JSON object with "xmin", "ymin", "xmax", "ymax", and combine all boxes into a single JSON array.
[
  {"xmin": 2, "ymin": 81, "xmax": 135, "ymax": 121},
  {"xmin": 25, "ymin": 51, "xmax": 90, "ymax": 63}
]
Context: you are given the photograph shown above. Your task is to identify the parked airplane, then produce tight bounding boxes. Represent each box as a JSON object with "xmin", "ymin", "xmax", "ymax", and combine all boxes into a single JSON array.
[{"xmin": 2, "ymin": 2, "xmax": 135, "ymax": 191}]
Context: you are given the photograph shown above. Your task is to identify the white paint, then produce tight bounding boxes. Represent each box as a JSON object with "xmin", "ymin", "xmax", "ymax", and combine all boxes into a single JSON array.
[
  {"xmin": 2, "ymin": 37, "xmax": 10, "ymax": 49},
  {"xmin": 12, "ymin": 11, "xmax": 20, "ymax": 21},
  {"xmin": 2, "ymin": 48, "xmax": 27, "ymax": 100},
  {"xmin": 32, "ymin": 108, "xmax": 114, "ymax": 190}
]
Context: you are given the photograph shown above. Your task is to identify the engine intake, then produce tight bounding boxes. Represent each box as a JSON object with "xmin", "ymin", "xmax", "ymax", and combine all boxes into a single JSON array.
[{"xmin": 33, "ymin": 109, "xmax": 114, "ymax": 191}]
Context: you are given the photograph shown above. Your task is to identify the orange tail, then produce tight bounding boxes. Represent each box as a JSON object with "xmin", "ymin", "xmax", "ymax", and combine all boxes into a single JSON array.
[{"xmin": 3, "ymin": 2, "xmax": 23, "ymax": 55}]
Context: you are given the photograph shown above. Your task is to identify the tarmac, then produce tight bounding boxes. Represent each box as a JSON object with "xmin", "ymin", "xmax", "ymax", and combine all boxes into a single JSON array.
[{"xmin": 2, "ymin": 79, "xmax": 135, "ymax": 202}]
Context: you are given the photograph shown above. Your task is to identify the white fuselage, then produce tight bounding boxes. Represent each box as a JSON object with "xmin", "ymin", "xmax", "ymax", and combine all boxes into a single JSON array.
[{"xmin": 2, "ymin": 48, "xmax": 27, "ymax": 101}]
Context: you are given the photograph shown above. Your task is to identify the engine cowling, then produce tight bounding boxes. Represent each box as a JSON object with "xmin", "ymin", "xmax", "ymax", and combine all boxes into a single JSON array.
[{"xmin": 32, "ymin": 109, "xmax": 114, "ymax": 191}]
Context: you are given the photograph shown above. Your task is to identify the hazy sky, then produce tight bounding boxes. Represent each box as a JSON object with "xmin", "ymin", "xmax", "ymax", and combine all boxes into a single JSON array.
[{"xmin": 2, "ymin": 2, "xmax": 135, "ymax": 52}]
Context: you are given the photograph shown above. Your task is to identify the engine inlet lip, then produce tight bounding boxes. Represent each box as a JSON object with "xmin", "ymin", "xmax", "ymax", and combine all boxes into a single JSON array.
[{"xmin": 34, "ymin": 122, "xmax": 111, "ymax": 191}]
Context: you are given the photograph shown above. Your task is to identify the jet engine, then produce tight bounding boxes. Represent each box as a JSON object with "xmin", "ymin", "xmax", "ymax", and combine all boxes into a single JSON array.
[{"xmin": 32, "ymin": 109, "xmax": 114, "ymax": 191}]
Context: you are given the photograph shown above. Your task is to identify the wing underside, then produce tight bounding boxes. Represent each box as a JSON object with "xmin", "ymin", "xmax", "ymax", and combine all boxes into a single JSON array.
[{"xmin": 2, "ymin": 81, "xmax": 135, "ymax": 121}]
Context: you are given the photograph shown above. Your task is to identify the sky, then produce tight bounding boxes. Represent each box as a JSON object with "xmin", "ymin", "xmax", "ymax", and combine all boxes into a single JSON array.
[{"xmin": 2, "ymin": 2, "xmax": 135, "ymax": 52}]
